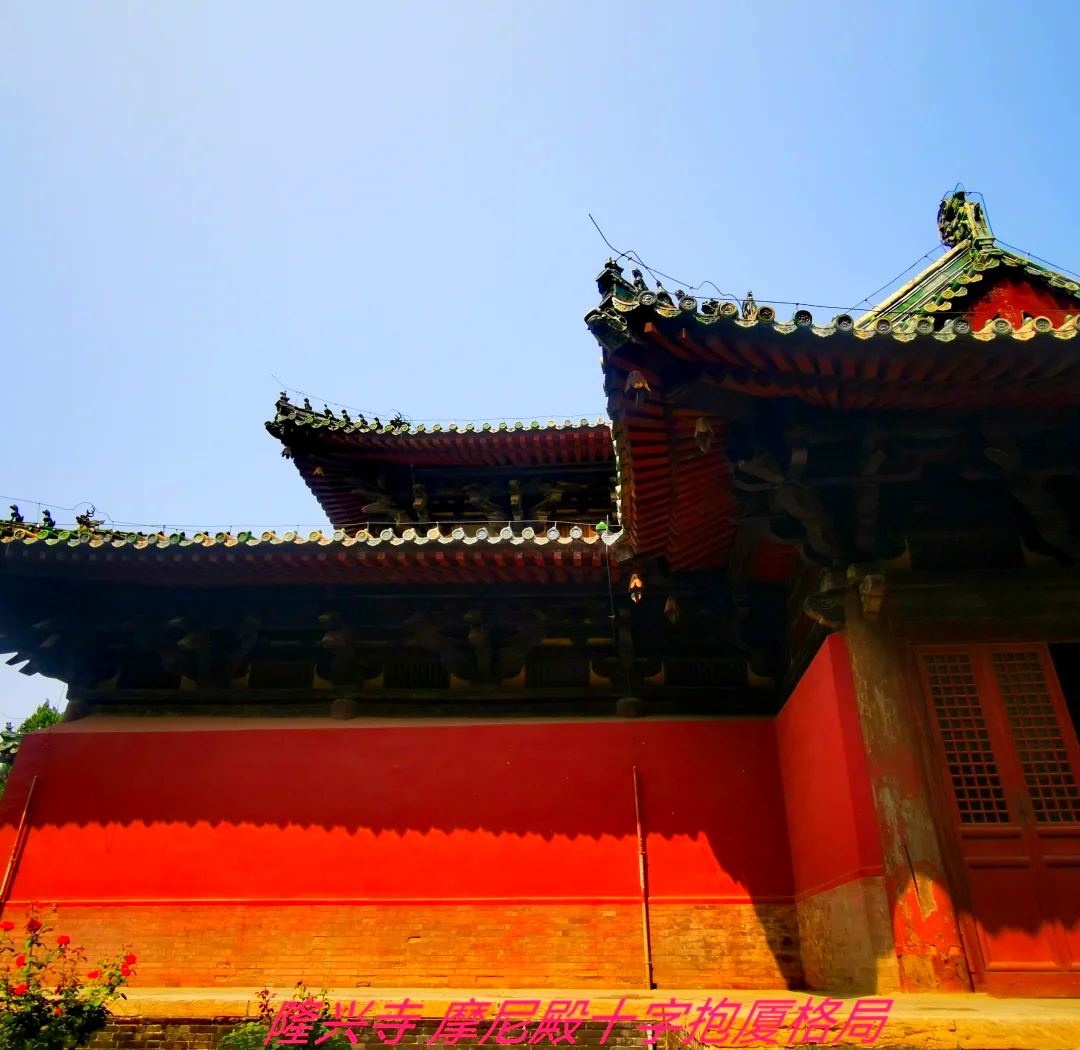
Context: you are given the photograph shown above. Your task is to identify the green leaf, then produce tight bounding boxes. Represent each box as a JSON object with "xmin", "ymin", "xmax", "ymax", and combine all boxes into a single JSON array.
[{"xmin": 17, "ymin": 702, "xmax": 62, "ymax": 735}]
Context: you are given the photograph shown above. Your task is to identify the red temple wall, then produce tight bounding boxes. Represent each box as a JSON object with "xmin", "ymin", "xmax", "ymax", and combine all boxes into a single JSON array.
[
  {"xmin": 775, "ymin": 635, "xmax": 898, "ymax": 992},
  {"xmin": 777, "ymin": 635, "xmax": 881, "ymax": 899},
  {"xmin": 0, "ymin": 717, "xmax": 802, "ymax": 989},
  {"xmin": 965, "ymin": 275, "xmax": 1079, "ymax": 331}
]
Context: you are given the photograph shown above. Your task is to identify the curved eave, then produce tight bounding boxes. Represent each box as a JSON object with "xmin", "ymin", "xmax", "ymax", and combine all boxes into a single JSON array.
[
  {"xmin": 267, "ymin": 409, "xmax": 614, "ymax": 467},
  {"xmin": 268, "ymin": 408, "xmax": 616, "ymax": 531},
  {"xmin": 589, "ymin": 299, "xmax": 1080, "ymax": 413},
  {"xmin": 588, "ymin": 282, "xmax": 1080, "ymax": 572},
  {"xmin": 0, "ymin": 526, "xmax": 625, "ymax": 587}
]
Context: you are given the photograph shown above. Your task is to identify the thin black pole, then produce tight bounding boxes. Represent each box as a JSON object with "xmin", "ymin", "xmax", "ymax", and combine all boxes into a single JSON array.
[
  {"xmin": 632, "ymin": 766, "xmax": 654, "ymax": 990},
  {"xmin": 0, "ymin": 776, "xmax": 37, "ymax": 905}
]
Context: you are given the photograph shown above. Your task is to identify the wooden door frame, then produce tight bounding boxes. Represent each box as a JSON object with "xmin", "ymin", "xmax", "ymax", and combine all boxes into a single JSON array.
[
  {"xmin": 899, "ymin": 632, "xmax": 1080, "ymax": 994},
  {"xmin": 984, "ymin": 643, "xmax": 1080, "ymax": 980},
  {"xmin": 897, "ymin": 638, "xmax": 987, "ymax": 991},
  {"xmin": 883, "ymin": 570, "xmax": 1080, "ymax": 994}
]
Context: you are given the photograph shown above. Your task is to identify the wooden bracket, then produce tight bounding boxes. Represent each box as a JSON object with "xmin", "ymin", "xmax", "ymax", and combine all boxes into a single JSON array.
[
  {"xmin": 803, "ymin": 564, "xmax": 886, "ymax": 628},
  {"xmin": 847, "ymin": 565, "xmax": 886, "ymax": 616}
]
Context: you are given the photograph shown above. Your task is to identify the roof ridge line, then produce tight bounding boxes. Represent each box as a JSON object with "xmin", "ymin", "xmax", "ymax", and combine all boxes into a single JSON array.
[
  {"xmin": 269, "ymin": 401, "xmax": 610, "ymax": 438},
  {"xmin": 1, "ymin": 521, "xmax": 625, "ymax": 551}
]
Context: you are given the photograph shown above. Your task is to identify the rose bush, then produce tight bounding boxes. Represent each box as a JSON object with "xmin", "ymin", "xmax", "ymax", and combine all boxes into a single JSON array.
[
  {"xmin": 220, "ymin": 984, "xmax": 349, "ymax": 1049},
  {"xmin": 0, "ymin": 903, "xmax": 135, "ymax": 1049},
  {"xmin": 218, "ymin": 987, "xmax": 278, "ymax": 1050}
]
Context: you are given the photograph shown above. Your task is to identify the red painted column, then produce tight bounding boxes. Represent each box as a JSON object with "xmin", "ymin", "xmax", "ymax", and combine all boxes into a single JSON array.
[{"xmin": 841, "ymin": 592, "xmax": 973, "ymax": 992}]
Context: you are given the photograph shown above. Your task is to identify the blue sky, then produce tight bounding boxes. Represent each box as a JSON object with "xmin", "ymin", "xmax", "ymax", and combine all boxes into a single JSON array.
[{"xmin": 2, "ymin": 1, "xmax": 1079, "ymax": 723}]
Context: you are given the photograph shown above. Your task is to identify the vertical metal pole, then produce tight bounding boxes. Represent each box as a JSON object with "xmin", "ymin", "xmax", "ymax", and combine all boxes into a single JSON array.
[
  {"xmin": 632, "ymin": 766, "xmax": 654, "ymax": 990},
  {"xmin": 0, "ymin": 776, "xmax": 37, "ymax": 905}
]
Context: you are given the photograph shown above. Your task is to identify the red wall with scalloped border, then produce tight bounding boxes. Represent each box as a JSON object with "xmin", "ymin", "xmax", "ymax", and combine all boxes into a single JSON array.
[{"xmin": 0, "ymin": 718, "xmax": 806, "ymax": 988}]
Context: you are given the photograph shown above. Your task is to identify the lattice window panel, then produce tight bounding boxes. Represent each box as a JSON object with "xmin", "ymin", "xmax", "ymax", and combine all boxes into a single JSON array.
[
  {"xmin": 991, "ymin": 651, "xmax": 1080, "ymax": 824},
  {"xmin": 922, "ymin": 652, "xmax": 1010, "ymax": 824}
]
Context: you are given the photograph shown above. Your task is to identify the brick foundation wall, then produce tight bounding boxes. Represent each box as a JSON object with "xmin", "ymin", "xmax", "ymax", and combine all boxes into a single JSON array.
[
  {"xmin": 37, "ymin": 901, "xmax": 802, "ymax": 990},
  {"xmin": 87, "ymin": 1019, "xmax": 236, "ymax": 1049},
  {"xmin": 795, "ymin": 877, "xmax": 900, "ymax": 994},
  {"xmin": 649, "ymin": 903, "xmax": 802, "ymax": 988}
]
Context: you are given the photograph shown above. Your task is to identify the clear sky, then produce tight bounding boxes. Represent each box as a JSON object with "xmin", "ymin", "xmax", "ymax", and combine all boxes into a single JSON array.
[{"xmin": 2, "ymin": 1, "xmax": 1078, "ymax": 723}]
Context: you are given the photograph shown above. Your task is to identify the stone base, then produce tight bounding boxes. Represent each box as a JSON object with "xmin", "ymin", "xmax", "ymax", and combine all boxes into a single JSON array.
[{"xmin": 796, "ymin": 876, "xmax": 901, "ymax": 994}]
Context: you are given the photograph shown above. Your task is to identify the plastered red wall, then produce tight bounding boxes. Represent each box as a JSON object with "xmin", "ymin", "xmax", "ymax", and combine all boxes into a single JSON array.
[
  {"xmin": 776, "ymin": 635, "xmax": 882, "ymax": 899},
  {"xmin": 0, "ymin": 718, "xmax": 794, "ymax": 905},
  {"xmin": 966, "ymin": 274, "xmax": 1080, "ymax": 330}
]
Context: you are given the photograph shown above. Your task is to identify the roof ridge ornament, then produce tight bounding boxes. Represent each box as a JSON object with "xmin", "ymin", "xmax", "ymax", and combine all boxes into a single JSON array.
[
  {"xmin": 741, "ymin": 290, "xmax": 757, "ymax": 320},
  {"xmin": 937, "ymin": 188, "xmax": 993, "ymax": 248},
  {"xmin": 595, "ymin": 258, "xmax": 637, "ymax": 304}
]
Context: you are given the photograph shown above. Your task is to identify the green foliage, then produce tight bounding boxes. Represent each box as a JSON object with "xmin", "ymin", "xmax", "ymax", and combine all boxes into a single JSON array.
[
  {"xmin": 0, "ymin": 732, "xmax": 20, "ymax": 802},
  {"xmin": 218, "ymin": 1019, "xmax": 272, "ymax": 1050},
  {"xmin": 219, "ymin": 985, "xmax": 350, "ymax": 1048},
  {"xmin": 0, "ymin": 701, "xmax": 63, "ymax": 800},
  {"xmin": 218, "ymin": 988, "xmax": 277, "ymax": 1050},
  {"xmin": 0, "ymin": 903, "xmax": 135, "ymax": 1050},
  {"xmin": 17, "ymin": 702, "xmax": 63, "ymax": 735},
  {"xmin": 0, "ymin": 732, "xmax": 19, "ymax": 767}
]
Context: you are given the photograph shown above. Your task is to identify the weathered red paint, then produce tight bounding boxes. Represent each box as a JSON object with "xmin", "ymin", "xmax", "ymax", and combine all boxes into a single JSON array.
[
  {"xmin": 841, "ymin": 595, "xmax": 973, "ymax": 993},
  {"xmin": 966, "ymin": 275, "xmax": 1079, "ymax": 330},
  {"xmin": 916, "ymin": 644, "xmax": 1080, "ymax": 996},
  {"xmin": 0, "ymin": 718, "xmax": 795, "ymax": 905},
  {"xmin": 776, "ymin": 635, "xmax": 883, "ymax": 900}
]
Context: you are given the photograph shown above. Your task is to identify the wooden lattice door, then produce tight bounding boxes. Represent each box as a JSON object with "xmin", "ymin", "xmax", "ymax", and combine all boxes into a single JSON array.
[{"xmin": 917, "ymin": 644, "xmax": 1080, "ymax": 995}]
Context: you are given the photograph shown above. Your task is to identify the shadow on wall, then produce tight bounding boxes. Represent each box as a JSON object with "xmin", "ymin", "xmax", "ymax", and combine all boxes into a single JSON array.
[{"xmin": 0, "ymin": 718, "xmax": 804, "ymax": 987}]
